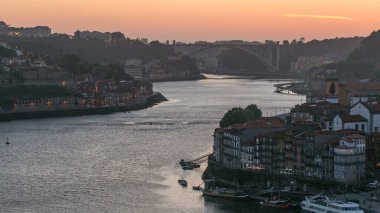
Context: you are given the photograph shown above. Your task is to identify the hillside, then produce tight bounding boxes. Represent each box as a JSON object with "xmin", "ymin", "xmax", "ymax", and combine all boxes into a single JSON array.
[
  {"xmin": 324, "ymin": 30, "xmax": 380, "ymax": 81},
  {"xmin": 280, "ymin": 37, "xmax": 363, "ymax": 71}
]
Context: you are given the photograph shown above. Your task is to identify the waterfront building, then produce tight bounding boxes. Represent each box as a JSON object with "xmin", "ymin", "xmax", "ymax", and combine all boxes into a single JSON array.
[
  {"xmin": 241, "ymin": 131, "xmax": 287, "ymax": 173},
  {"xmin": 213, "ymin": 128, "xmax": 224, "ymax": 164},
  {"xmin": 303, "ymin": 131, "xmax": 341, "ymax": 179},
  {"xmin": 222, "ymin": 128, "xmax": 243, "ymax": 169},
  {"xmin": 13, "ymin": 96, "xmax": 80, "ymax": 112},
  {"xmin": 213, "ymin": 117, "xmax": 285, "ymax": 170},
  {"xmin": 334, "ymin": 134, "xmax": 366, "ymax": 183}
]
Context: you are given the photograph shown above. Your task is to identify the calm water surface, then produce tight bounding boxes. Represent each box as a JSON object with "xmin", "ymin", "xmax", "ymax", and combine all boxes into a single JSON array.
[{"xmin": 0, "ymin": 76, "xmax": 305, "ymax": 212}]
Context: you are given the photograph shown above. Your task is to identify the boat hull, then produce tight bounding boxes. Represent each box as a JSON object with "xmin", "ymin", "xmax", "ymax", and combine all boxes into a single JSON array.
[
  {"xmin": 260, "ymin": 201, "xmax": 298, "ymax": 209},
  {"xmin": 202, "ymin": 191, "xmax": 249, "ymax": 201}
]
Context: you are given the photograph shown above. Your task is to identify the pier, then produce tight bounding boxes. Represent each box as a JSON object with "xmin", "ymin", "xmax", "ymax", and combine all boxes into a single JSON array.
[{"xmin": 190, "ymin": 153, "xmax": 213, "ymax": 164}]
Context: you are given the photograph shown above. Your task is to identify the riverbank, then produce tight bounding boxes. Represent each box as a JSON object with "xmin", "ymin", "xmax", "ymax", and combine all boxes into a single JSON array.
[
  {"xmin": 203, "ymin": 70, "xmax": 304, "ymax": 79},
  {"xmin": 149, "ymin": 74, "xmax": 207, "ymax": 83},
  {"xmin": 0, "ymin": 92, "xmax": 168, "ymax": 122}
]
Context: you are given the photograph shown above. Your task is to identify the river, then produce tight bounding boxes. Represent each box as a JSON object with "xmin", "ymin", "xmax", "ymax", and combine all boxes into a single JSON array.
[{"xmin": 0, "ymin": 75, "xmax": 305, "ymax": 212}]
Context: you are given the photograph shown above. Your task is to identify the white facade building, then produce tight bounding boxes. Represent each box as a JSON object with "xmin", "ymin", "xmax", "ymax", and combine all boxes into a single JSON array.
[
  {"xmin": 334, "ymin": 134, "xmax": 366, "ymax": 183},
  {"xmin": 350, "ymin": 102, "xmax": 380, "ymax": 133},
  {"xmin": 332, "ymin": 114, "xmax": 368, "ymax": 133}
]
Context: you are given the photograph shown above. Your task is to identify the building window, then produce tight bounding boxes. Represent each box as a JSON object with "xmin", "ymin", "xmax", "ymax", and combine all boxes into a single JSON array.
[
  {"xmin": 355, "ymin": 124, "xmax": 359, "ymax": 130},
  {"xmin": 376, "ymin": 127, "xmax": 379, "ymax": 132},
  {"xmin": 361, "ymin": 124, "xmax": 365, "ymax": 131}
]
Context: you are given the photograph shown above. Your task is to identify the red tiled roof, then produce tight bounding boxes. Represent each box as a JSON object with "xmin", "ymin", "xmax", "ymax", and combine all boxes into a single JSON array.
[
  {"xmin": 343, "ymin": 82, "xmax": 380, "ymax": 92},
  {"xmin": 339, "ymin": 115, "xmax": 367, "ymax": 123},
  {"xmin": 231, "ymin": 117, "xmax": 285, "ymax": 129},
  {"xmin": 344, "ymin": 134, "xmax": 366, "ymax": 139},
  {"xmin": 363, "ymin": 103, "xmax": 380, "ymax": 113},
  {"xmin": 293, "ymin": 101, "xmax": 346, "ymax": 112},
  {"xmin": 305, "ymin": 129, "xmax": 362, "ymax": 137}
]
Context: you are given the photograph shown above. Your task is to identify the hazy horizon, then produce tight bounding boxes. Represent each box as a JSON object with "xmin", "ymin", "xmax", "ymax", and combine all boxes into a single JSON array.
[{"xmin": 2, "ymin": 0, "xmax": 380, "ymax": 42}]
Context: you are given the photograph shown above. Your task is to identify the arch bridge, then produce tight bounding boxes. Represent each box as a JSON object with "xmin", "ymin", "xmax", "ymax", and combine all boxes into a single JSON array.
[{"xmin": 173, "ymin": 44, "xmax": 287, "ymax": 72}]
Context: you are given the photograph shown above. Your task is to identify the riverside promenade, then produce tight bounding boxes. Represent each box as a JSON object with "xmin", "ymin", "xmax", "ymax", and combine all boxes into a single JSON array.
[{"xmin": 0, "ymin": 92, "xmax": 167, "ymax": 122}]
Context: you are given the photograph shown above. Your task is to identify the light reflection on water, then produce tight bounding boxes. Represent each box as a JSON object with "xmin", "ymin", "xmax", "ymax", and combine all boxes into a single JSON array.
[{"xmin": 0, "ymin": 77, "xmax": 304, "ymax": 212}]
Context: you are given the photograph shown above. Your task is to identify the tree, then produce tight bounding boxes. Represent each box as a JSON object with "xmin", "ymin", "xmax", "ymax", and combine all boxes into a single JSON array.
[
  {"xmin": 219, "ymin": 104, "xmax": 262, "ymax": 128},
  {"xmin": 111, "ymin": 32, "xmax": 126, "ymax": 41},
  {"xmin": 219, "ymin": 107, "xmax": 247, "ymax": 128},
  {"xmin": 329, "ymin": 82, "xmax": 336, "ymax": 95},
  {"xmin": 244, "ymin": 104, "xmax": 262, "ymax": 120}
]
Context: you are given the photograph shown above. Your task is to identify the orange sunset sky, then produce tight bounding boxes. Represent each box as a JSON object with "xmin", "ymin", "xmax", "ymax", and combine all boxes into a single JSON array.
[{"xmin": 2, "ymin": 0, "xmax": 380, "ymax": 42}]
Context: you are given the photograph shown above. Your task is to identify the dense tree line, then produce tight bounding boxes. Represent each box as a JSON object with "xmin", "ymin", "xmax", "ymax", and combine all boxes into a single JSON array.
[
  {"xmin": 58, "ymin": 54, "xmax": 133, "ymax": 80},
  {"xmin": 0, "ymin": 35, "xmax": 170, "ymax": 64},
  {"xmin": 219, "ymin": 104, "xmax": 262, "ymax": 128}
]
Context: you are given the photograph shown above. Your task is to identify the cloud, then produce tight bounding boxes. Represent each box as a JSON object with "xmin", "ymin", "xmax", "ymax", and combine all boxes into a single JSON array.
[{"xmin": 280, "ymin": 14, "xmax": 355, "ymax": 21}]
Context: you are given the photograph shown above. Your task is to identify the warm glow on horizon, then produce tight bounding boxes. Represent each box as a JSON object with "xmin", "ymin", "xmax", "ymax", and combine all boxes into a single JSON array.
[{"xmin": 1, "ymin": 0, "xmax": 380, "ymax": 42}]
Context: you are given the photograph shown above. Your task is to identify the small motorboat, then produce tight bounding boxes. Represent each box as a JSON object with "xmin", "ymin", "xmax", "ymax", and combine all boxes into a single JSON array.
[
  {"xmin": 192, "ymin": 163, "xmax": 200, "ymax": 168},
  {"xmin": 193, "ymin": 186, "xmax": 201, "ymax": 190},
  {"xmin": 5, "ymin": 137, "xmax": 9, "ymax": 145},
  {"xmin": 182, "ymin": 165, "xmax": 193, "ymax": 170},
  {"xmin": 178, "ymin": 179, "xmax": 188, "ymax": 187}
]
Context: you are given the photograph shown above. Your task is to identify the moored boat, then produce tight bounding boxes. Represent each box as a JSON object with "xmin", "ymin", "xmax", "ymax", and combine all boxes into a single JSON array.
[
  {"xmin": 201, "ymin": 187, "xmax": 249, "ymax": 201},
  {"xmin": 301, "ymin": 194, "xmax": 364, "ymax": 213},
  {"xmin": 259, "ymin": 199, "xmax": 298, "ymax": 209},
  {"xmin": 178, "ymin": 179, "xmax": 188, "ymax": 187}
]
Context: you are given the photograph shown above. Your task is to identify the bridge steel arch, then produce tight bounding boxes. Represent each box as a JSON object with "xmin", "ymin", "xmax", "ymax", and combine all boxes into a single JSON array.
[{"xmin": 173, "ymin": 44, "xmax": 282, "ymax": 71}]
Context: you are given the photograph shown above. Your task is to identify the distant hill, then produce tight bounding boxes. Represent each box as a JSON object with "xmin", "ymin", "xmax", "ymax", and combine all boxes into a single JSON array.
[
  {"xmin": 280, "ymin": 37, "xmax": 363, "ymax": 71},
  {"xmin": 347, "ymin": 30, "xmax": 380, "ymax": 62},
  {"xmin": 292, "ymin": 37, "xmax": 363, "ymax": 59},
  {"xmin": 324, "ymin": 30, "xmax": 380, "ymax": 81}
]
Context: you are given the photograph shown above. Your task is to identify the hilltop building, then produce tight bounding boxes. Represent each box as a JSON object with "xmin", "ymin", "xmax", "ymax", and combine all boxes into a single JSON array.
[{"xmin": 0, "ymin": 21, "xmax": 51, "ymax": 37}]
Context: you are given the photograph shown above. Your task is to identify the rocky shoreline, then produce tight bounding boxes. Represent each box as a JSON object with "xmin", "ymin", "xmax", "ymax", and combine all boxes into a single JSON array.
[{"xmin": 0, "ymin": 92, "xmax": 168, "ymax": 122}]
